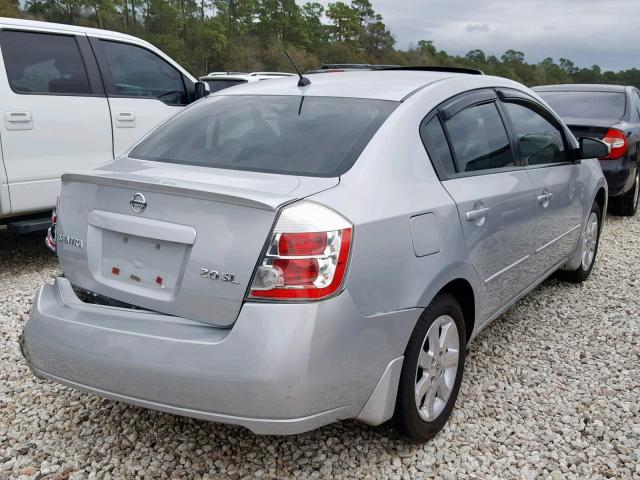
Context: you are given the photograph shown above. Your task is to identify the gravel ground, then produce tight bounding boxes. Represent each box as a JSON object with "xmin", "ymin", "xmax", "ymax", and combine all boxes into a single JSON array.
[{"xmin": 0, "ymin": 214, "xmax": 639, "ymax": 480}]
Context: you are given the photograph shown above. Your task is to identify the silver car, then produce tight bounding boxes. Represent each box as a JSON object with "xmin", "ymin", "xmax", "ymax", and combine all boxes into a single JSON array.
[{"xmin": 21, "ymin": 69, "xmax": 608, "ymax": 441}]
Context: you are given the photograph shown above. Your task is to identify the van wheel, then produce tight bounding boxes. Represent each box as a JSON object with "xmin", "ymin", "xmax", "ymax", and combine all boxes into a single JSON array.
[
  {"xmin": 393, "ymin": 293, "xmax": 466, "ymax": 442},
  {"xmin": 558, "ymin": 201, "xmax": 601, "ymax": 283},
  {"xmin": 611, "ymin": 173, "xmax": 639, "ymax": 217}
]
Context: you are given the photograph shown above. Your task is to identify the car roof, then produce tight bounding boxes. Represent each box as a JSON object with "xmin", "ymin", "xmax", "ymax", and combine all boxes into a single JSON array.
[
  {"xmin": 532, "ymin": 84, "xmax": 630, "ymax": 93},
  {"xmin": 216, "ymin": 70, "xmax": 471, "ymax": 101},
  {"xmin": 0, "ymin": 17, "xmax": 144, "ymax": 44}
]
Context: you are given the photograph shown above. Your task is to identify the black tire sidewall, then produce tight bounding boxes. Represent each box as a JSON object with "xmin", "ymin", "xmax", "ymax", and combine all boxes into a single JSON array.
[
  {"xmin": 394, "ymin": 293, "xmax": 467, "ymax": 442},
  {"xmin": 558, "ymin": 200, "xmax": 602, "ymax": 283},
  {"xmin": 579, "ymin": 200, "xmax": 602, "ymax": 278}
]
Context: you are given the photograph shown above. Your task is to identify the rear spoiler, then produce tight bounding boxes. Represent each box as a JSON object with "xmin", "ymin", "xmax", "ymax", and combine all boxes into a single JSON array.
[
  {"xmin": 379, "ymin": 66, "xmax": 484, "ymax": 75},
  {"xmin": 61, "ymin": 173, "xmax": 284, "ymax": 211}
]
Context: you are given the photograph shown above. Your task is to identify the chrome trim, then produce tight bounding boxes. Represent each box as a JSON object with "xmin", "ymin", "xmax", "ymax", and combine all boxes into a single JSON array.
[
  {"xmin": 484, "ymin": 254, "xmax": 530, "ymax": 284},
  {"xmin": 535, "ymin": 224, "xmax": 581, "ymax": 254},
  {"xmin": 470, "ymin": 255, "xmax": 571, "ymax": 343}
]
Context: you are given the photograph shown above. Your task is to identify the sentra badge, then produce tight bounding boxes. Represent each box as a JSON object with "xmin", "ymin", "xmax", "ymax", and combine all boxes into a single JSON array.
[{"xmin": 58, "ymin": 234, "xmax": 84, "ymax": 249}]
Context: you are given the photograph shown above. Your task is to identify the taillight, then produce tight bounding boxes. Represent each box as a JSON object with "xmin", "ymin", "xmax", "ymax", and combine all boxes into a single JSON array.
[
  {"xmin": 601, "ymin": 128, "xmax": 628, "ymax": 160},
  {"xmin": 45, "ymin": 196, "xmax": 59, "ymax": 253},
  {"xmin": 249, "ymin": 202, "xmax": 352, "ymax": 300}
]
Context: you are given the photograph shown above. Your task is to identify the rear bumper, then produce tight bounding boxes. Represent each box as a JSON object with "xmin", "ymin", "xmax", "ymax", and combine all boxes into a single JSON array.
[
  {"xmin": 599, "ymin": 159, "xmax": 636, "ymax": 197},
  {"xmin": 21, "ymin": 277, "xmax": 419, "ymax": 434}
]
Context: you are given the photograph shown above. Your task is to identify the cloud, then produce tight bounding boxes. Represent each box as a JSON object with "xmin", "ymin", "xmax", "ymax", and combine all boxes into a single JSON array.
[
  {"xmin": 304, "ymin": 0, "xmax": 639, "ymax": 70},
  {"xmin": 465, "ymin": 23, "xmax": 490, "ymax": 33}
]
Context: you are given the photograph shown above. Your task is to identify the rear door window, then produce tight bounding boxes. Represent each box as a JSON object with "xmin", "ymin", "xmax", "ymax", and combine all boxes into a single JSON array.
[
  {"xmin": 503, "ymin": 102, "xmax": 568, "ymax": 165},
  {"xmin": 100, "ymin": 40, "xmax": 187, "ymax": 105},
  {"xmin": 420, "ymin": 116, "xmax": 456, "ymax": 175},
  {"xmin": 445, "ymin": 102, "xmax": 515, "ymax": 173},
  {"xmin": 129, "ymin": 95, "xmax": 397, "ymax": 177},
  {"xmin": 0, "ymin": 30, "xmax": 91, "ymax": 95}
]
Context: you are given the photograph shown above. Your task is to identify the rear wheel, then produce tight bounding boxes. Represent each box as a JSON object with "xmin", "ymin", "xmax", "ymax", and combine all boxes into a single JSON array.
[
  {"xmin": 393, "ymin": 293, "xmax": 466, "ymax": 442},
  {"xmin": 610, "ymin": 172, "xmax": 639, "ymax": 216},
  {"xmin": 558, "ymin": 201, "xmax": 601, "ymax": 283}
]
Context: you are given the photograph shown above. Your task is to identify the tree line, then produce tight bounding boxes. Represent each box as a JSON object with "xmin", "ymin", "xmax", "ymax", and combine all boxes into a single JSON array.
[{"xmin": 3, "ymin": 0, "xmax": 639, "ymax": 86}]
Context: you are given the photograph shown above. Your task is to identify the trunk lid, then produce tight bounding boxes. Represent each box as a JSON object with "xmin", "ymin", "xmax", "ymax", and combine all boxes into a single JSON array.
[
  {"xmin": 564, "ymin": 117, "xmax": 616, "ymax": 140},
  {"xmin": 56, "ymin": 158, "xmax": 338, "ymax": 327}
]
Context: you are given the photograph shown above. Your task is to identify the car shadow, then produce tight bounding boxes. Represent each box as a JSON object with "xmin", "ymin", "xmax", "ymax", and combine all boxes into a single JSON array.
[{"xmin": 0, "ymin": 226, "xmax": 57, "ymax": 273}]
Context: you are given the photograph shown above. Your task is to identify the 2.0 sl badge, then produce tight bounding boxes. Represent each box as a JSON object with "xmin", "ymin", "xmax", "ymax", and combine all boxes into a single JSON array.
[{"xmin": 200, "ymin": 268, "xmax": 240, "ymax": 284}]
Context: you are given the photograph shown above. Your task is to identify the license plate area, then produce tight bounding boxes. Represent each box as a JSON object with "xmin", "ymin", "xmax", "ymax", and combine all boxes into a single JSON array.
[{"xmin": 92, "ymin": 228, "xmax": 189, "ymax": 301}]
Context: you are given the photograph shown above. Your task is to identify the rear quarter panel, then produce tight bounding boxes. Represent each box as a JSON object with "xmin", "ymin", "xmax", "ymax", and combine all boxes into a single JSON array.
[
  {"xmin": 308, "ymin": 79, "xmax": 489, "ymax": 332},
  {"xmin": 309, "ymin": 75, "xmax": 600, "ymax": 342}
]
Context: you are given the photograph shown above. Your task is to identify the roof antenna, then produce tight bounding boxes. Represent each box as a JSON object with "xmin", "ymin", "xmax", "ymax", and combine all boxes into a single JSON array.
[{"xmin": 284, "ymin": 50, "xmax": 311, "ymax": 87}]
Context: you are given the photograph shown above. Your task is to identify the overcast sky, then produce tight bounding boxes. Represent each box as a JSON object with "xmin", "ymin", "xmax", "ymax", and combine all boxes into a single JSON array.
[{"xmin": 312, "ymin": 0, "xmax": 639, "ymax": 71}]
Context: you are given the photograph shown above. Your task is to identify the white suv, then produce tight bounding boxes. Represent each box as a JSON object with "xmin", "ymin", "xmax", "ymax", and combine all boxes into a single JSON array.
[{"xmin": 0, "ymin": 17, "xmax": 206, "ymax": 232}]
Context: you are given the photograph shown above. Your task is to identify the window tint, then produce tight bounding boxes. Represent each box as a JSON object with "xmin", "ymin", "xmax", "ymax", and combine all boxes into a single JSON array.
[
  {"xmin": 421, "ymin": 117, "xmax": 456, "ymax": 175},
  {"xmin": 445, "ymin": 102, "xmax": 515, "ymax": 172},
  {"xmin": 537, "ymin": 91, "xmax": 626, "ymax": 120},
  {"xmin": 101, "ymin": 40, "xmax": 186, "ymax": 104},
  {"xmin": 0, "ymin": 30, "xmax": 90, "ymax": 95},
  {"xmin": 203, "ymin": 79, "xmax": 248, "ymax": 93},
  {"xmin": 504, "ymin": 102, "xmax": 567, "ymax": 165},
  {"xmin": 130, "ymin": 95, "xmax": 397, "ymax": 177}
]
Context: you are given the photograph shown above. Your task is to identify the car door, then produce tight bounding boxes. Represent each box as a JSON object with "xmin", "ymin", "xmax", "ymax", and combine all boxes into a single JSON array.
[
  {"xmin": 499, "ymin": 91, "xmax": 584, "ymax": 277},
  {"xmin": 431, "ymin": 90, "xmax": 538, "ymax": 322},
  {"xmin": 0, "ymin": 29, "xmax": 112, "ymax": 215},
  {"xmin": 90, "ymin": 38, "xmax": 191, "ymax": 157}
]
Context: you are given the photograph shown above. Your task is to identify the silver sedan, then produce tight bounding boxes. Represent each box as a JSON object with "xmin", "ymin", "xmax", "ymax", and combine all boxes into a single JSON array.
[{"xmin": 21, "ymin": 69, "xmax": 608, "ymax": 441}]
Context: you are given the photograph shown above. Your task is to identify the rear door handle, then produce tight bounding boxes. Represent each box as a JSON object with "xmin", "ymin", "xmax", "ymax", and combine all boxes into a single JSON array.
[
  {"xmin": 537, "ymin": 192, "xmax": 553, "ymax": 205},
  {"xmin": 115, "ymin": 112, "xmax": 136, "ymax": 128},
  {"xmin": 465, "ymin": 207, "xmax": 491, "ymax": 221},
  {"xmin": 5, "ymin": 111, "xmax": 33, "ymax": 130}
]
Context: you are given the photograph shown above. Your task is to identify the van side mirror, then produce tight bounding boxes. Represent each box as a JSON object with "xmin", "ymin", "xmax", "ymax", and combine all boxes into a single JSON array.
[
  {"xmin": 194, "ymin": 81, "xmax": 210, "ymax": 101},
  {"xmin": 579, "ymin": 137, "xmax": 609, "ymax": 159}
]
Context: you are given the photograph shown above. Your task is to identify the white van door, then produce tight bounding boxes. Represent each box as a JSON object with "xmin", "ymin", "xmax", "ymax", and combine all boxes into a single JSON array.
[
  {"xmin": 90, "ymin": 38, "xmax": 189, "ymax": 157},
  {"xmin": 0, "ymin": 29, "xmax": 112, "ymax": 215}
]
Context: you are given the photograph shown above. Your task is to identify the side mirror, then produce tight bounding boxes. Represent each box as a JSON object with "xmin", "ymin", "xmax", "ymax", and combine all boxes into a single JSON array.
[
  {"xmin": 194, "ymin": 81, "xmax": 210, "ymax": 101},
  {"xmin": 579, "ymin": 137, "xmax": 609, "ymax": 159}
]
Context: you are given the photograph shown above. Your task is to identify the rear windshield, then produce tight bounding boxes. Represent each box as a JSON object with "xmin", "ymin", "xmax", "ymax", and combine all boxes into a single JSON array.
[
  {"xmin": 129, "ymin": 95, "xmax": 398, "ymax": 177},
  {"xmin": 537, "ymin": 91, "xmax": 626, "ymax": 120},
  {"xmin": 203, "ymin": 79, "xmax": 248, "ymax": 93}
]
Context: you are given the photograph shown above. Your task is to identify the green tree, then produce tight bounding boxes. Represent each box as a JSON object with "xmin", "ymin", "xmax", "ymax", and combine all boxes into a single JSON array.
[
  {"xmin": 465, "ymin": 49, "xmax": 486, "ymax": 64},
  {"xmin": 8, "ymin": 0, "xmax": 640, "ymax": 87},
  {"xmin": 300, "ymin": 1, "xmax": 325, "ymax": 50},
  {"xmin": 0, "ymin": 0, "xmax": 21, "ymax": 16},
  {"xmin": 362, "ymin": 18, "xmax": 394, "ymax": 58},
  {"xmin": 501, "ymin": 49, "xmax": 525, "ymax": 64},
  {"xmin": 326, "ymin": 1, "xmax": 361, "ymax": 43}
]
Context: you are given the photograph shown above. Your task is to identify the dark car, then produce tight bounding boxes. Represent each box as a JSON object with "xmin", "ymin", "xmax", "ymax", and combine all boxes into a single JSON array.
[{"xmin": 533, "ymin": 84, "xmax": 640, "ymax": 216}]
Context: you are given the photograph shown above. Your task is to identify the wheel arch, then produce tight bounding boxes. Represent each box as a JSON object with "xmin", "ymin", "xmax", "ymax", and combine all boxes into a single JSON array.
[
  {"xmin": 416, "ymin": 264, "xmax": 480, "ymax": 345},
  {"xmin": 439, "ymin": 278, "xmax": 476, "ymax": 344},
  {"xmin": 594, "ymin": 186, "xmax": 607, "ymax": 221}
]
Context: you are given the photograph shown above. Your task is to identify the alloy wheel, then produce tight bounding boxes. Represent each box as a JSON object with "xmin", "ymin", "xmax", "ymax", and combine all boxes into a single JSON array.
[
  {"xmin": 633, "ymin": 174, "xmax": 639, "ymax": 211},
  {"xmin": 581, "ymin": 211, "xmax": 599, "ymax": 271},
  {"xmin": 414, "ymin": 315, "xmax": 460, "ymax": 422}
]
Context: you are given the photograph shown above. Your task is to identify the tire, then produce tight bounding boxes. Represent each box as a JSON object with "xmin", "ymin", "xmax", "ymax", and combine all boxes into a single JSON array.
[
  {"xmin": 558, "ymin": 200, "xmax": 601, "ymax": 283},
  {"xmin": 393, "ymin": 293, "xmax": 466, "ymax": 442},
  {"xmin": 610, "ymin": 172, "xmax": 639, "ymax": 217}
]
